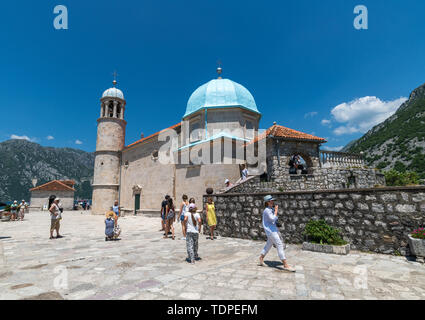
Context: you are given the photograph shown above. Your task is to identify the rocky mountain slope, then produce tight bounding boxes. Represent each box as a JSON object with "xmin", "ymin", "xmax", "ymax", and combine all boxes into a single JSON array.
[
  {"xmin": 343, "ymin": 82, "xmax": 425, "ymax": 178},
  {"xmin": 0, "ymin": 139, "xmax": 95, "ymax": 202}
]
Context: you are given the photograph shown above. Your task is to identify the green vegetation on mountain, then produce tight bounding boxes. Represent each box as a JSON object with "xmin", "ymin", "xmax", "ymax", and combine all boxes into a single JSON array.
[
  {"xmin": 345, "ymin": 83, "xmax": 425, "ymax": 179},
  {"xmin": 0, "ymin": 139, "xmax": 94, "ymax": 202}
]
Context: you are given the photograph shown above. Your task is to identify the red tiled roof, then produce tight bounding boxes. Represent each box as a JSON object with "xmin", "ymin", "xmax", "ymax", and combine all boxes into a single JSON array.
[
  {"xmin": 250, "ymin": 124, "xmax": 327, "ymax": 144},
  {"xmin": 30, "ymin": 180, "xmax": 76, "ymax": 192},
  {"xmin": 125, "ymin": 123, "xmax": 181, "ymax": 149}
]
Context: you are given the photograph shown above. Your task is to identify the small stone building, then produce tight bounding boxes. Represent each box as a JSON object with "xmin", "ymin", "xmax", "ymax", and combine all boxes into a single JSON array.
[{"xmin": 29, "ymin": 180, "xmax": 75, "ymax": 211}]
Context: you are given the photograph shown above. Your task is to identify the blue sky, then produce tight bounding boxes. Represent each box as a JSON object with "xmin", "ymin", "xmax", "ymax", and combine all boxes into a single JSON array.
[{"xmin": 1, "ymin": 0, "xmax": 425, "ymax": 152}]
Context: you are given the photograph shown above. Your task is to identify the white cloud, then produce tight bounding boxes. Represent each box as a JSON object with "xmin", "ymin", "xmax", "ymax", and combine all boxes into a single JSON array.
[
  {"xmin": 330, "ymin": 96, "xmax": 407, "ymax": 136},
  {"xmin": 304, "ymin": 111, "xmax": 318, "ymax": 118},
  {"xmin": 75, "ymin": 139, "xmax": 83, "ymax": 145},
  {"xmin": 10, "ymin": 134, "xmax": 33, "ymax": 141},
  {"xmin": 321, "ymin": 119, "xmax": 331, "ymax": 126},
  {"xmin": 322, "ymin": 146, "xmax": 344, "ymax": 151},
  {"xmin": 47, "ymin": 135, "xmax": 54, "ymax": 140}
]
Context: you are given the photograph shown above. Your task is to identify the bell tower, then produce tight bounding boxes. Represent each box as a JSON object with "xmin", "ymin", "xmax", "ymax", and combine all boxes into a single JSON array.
[{"xmin": 91, "ymin": 78, "xmax": 126, "ymax": 215}]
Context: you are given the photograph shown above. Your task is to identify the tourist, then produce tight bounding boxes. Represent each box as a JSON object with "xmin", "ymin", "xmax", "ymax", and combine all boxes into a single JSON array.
[
  {"xmin": 49, "ymin": 198, "xmax": 62, "ymax": 239},
  {"xmin": 258, "ymin": 195, "xmax": 295, "ymax": 272},
  {"xmin": 112, "ymin": 200, "xmax": 120, "ymax": 219},
  {"xmin": 179, "ymin": 194, "xmax": 189, "ymax": 240},
  {"xmin": 185, "ymin": 203, "xmax": 202, "ymax": 264},
  {"xmin": 205, "ymin": 197, "xmax": 217, "ymax": 240},
  {"xmin": 106, "ymin": 206, "xmax": 118, "ymax": 225},
  {"xmin": 163, "ymin": 197, "xmax": 176, "ymax": 240},
  {"xmin": 188, "ymin": 197, "xmax": 201, "ymax": 233},
  {"xmin": 160, "ymin": 195, "xmax": 170, "ymax": 233},
  {"xmin": 18, "ymin": 200, "xmax": 26, "ymax": 221},
  {"xmin": 10, "ymin": 201, "xmax": 18, "ymax": 221},
  {"xmin": 241, "ymin": 164, "xmax": 248, "ymax": 180},
  {"xmin": 224, "ymin": 179, "xmax": 232, "ymax": 188},
  {"xmin": 105, "ymin": 211, "xmax": 115, "ymax": 241}
]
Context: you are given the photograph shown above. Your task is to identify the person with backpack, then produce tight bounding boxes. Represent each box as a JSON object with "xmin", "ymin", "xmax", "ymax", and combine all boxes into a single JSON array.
[
  {"xmin": 258, "ymin": 195, "xmax": 295, "ymax": 272},
  {"xmin": 163, "ymin": 197, "xmax": 176, "ymax": 240},
  {"xmin": 160, "ymin": 195, "xmax": 170, "ymax": 234},
  {"xmin": 184, "ymin": 203, "xmax": 202, "ymax": 264}
]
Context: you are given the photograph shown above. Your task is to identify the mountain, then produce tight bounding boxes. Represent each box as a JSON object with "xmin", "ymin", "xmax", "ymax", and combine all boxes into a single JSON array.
[
  {"xmin": 0, "ymin": 139, "xmax": 95, "ymax": 202},
  {"xmin": 344, "ymin": 82, "xmax": 425, "ymax": 178}
]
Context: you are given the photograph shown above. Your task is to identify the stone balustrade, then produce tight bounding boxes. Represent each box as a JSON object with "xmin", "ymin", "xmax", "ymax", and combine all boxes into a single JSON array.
[{"xmin": 320, "ymin": 150, "xmax": 364, "ymax": 168}]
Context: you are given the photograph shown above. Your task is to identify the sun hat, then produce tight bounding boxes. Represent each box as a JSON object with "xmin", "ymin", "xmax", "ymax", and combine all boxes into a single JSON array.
[
  {"xmin": 189, "ymin": 203, "xmax": 197, "ymax": 210},
  {"xmin": 14, "ymin": 200, "xmax": 17, "ymax": 203},
  {"xmin": 263, "ymin": 195, "xmax": 275, "ymax": 202},
  {"xmin": 108, "ymin": 211, "xmax": 115, "ymax": 217},
  {"xmin": 224, "ymin": 179, "xmax": 229, "ymax": 184},
  {"xmin": 54, "ymin": 198, "xmax": 60, "ymax": 201}
]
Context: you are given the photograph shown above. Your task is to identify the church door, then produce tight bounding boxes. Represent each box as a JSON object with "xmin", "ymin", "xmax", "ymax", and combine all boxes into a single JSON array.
[{"xmin": 134, "ymin": 193, "xmax": 140, "ymax": 215}]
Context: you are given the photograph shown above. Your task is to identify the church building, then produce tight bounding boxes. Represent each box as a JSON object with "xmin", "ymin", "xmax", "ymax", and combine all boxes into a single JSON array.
[{"xmin": 91, "ymin": 68, "xmax": 380, "ymax": 215}]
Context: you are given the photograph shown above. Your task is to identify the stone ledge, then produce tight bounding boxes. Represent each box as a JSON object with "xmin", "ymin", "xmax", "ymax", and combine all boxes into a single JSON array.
[
  {"xmin": 208, "ymin": 185, "xmax": 425, "ymax": 197},
  {"xmin": 302, "ymin": 242, "xmax": 350, "ymax": 255}
]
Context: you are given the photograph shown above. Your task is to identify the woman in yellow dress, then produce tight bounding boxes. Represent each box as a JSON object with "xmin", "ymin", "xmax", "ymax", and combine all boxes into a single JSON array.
[{"xmin": 205, "ymin": 197, "xmax": 217, "ymax": 240}]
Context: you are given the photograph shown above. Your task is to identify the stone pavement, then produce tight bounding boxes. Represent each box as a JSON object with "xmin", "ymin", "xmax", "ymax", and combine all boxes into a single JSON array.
[{"xmin": 1, "ymin": 211, "xmax": 425, "ymax": 300}]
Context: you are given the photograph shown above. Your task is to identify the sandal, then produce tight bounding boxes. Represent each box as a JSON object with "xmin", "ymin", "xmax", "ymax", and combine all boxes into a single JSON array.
[{"xmin": 283, "ymin": 266, "xmax": 296, "ymax": 272}]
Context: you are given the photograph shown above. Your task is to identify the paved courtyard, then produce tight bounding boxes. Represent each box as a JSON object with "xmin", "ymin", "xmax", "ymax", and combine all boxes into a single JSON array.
[{"xmin": 1, "ymin": 210, "xmax": 425, "ymax": 300}]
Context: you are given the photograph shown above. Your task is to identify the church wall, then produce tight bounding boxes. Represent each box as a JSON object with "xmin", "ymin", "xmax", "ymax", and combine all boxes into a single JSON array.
[
  {"xmin": 206, "ymin": 108, "xmax": 259, "ymax": 139},
  {"xmin": 120, "ymin": 138, "xmax": 175, "ymax": 211},
  {"xmin": 175, "ymin": 163, "xmax": 241, "ymax": 206}
]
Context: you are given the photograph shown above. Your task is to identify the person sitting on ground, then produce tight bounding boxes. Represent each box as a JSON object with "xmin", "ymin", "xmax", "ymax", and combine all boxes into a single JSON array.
[
  {"xmin": 105, "ymin": 212, "xmax": 115, "ymax": 241},
  {"xmin": 106, "ymin": 207, "xmax": 118, "ymax": 225}
]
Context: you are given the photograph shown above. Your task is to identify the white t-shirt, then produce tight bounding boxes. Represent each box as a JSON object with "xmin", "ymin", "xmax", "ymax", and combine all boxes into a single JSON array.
[{"xmin": 185, "ymin": 211, "xmax": 201, "ymax": 234}]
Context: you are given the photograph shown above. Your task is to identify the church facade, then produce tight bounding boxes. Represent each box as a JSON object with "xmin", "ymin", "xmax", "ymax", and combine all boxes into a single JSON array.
[{"xmin": 91, "ymin": 69, "xmax": 382, "ymax": 215}]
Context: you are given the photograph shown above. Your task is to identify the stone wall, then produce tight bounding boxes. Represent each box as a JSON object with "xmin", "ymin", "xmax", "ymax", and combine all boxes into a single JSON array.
[
  {"xmin": 30, "ymin": 190, "xmax": 74, "ymax": 210},
  {"xmin": 228, "ymin": 168, "xmax": 385, "ymax": 193},
  {"xmin": 203, "ymin": 186, "xmax": 425, "ymax": 255}
]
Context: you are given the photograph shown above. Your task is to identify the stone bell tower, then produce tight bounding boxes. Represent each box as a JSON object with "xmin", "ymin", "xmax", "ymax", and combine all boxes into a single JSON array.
[{"xmin": 92, "ymin": 79, "xmax": 126, "ymax": 215}]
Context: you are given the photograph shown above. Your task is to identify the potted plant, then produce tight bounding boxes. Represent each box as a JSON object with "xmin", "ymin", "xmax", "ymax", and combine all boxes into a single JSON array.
[
  {"xmin": 302, "ymin": 219, "xmax": 350, "ymax": 255},
  {"xmin": 408, "ymin": 228, "xmax": 425, "ymax": 261}
]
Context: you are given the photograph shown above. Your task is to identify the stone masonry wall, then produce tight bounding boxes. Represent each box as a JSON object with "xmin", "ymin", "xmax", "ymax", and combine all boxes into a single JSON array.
[
  {"xmin": 229, "ymin": 168, "xmax": 385, "ymax": 193},
  {"xmin": 203, "ymin": 186, "xmax": 425, "ymax": 256}
]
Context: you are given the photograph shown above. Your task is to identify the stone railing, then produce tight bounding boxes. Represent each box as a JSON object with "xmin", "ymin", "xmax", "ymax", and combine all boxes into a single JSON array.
[{"xmin": 320, "ymin": 150, "xmax": 364, "ymax": 168}]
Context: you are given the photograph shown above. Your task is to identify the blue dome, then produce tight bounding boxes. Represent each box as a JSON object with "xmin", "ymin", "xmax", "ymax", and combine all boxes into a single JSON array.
[
  {"xmin": 184, "ymin": 78, "xmax": 260, "ymax": 118},
  {"xmin": 102, "ymin": 87, "xmax": 124, "ymax": 100}
]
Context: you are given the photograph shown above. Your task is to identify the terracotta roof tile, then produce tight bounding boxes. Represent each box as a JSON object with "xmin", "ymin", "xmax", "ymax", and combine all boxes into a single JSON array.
[
  {"xmin": 250, "ymin": 124, "xmax": 327, "ymax": 144},
  {"xmin": 30, "ymin": 180, "xmax": 76, "ymax": 192},
  {"xmin": 126, "ymin": 123, "xmax": 181, "ymax": 149}
]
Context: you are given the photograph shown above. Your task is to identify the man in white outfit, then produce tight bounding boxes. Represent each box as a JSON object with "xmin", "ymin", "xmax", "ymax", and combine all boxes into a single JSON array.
[{"xmin": 259, "ymin": 195, "xmax": 295, "ymax": 272}]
